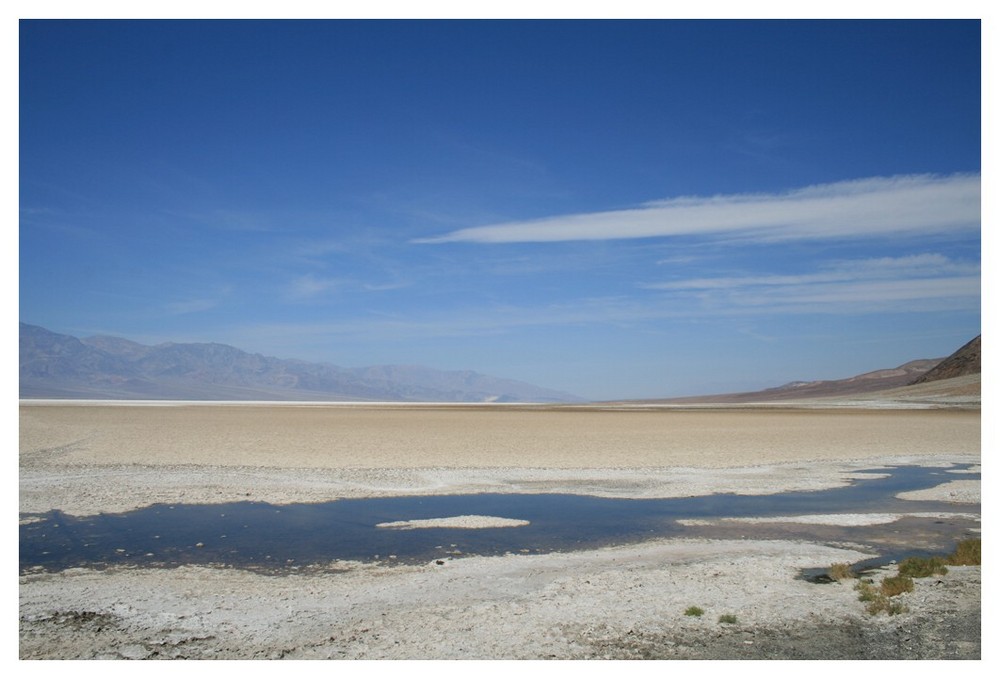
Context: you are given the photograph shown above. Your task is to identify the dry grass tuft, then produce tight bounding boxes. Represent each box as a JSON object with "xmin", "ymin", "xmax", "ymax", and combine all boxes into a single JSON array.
[
  {"xmin": 947, "ymin": 538, "xmax": 981, "ymax": 566},
  {"xmin": 855, "ymin": 579, "xmax": 879, "ymax": 603},
  {"xmin": 898, "ymin": 556, "xmax": 948, "ymax": 578},
  {"xmin": 850, "ymin": 536, "xmax": 980, "ymax": 616},
  {"xmin": 828, "ymin": 562, "xmax": 854, "ymax": 580},
  {"xmin": 854, "ymin": 575, "xmax": 911, "ymax": 616},
  {"xmin": 880, "ymin": 574, "xmax": 915, "ymax": 597}
]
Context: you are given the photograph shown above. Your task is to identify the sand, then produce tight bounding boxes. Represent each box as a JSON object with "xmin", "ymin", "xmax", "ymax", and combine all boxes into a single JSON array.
[
  {"xmin": 19, "ymin": 401, "xmax": 980, "ymax": 470},
  {"xmin": 18, "ymin": 401, "xmax": 982, "ymax": 659},
  {"xmin": 19, "ymin": 402, "xmax": 981, "ymax": 516}
]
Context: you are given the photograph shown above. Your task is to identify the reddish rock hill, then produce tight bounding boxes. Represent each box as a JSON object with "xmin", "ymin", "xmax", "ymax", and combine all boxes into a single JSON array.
[{"xmin": 912, "ymin": 335, "xmax": 981, "ymax": 384}]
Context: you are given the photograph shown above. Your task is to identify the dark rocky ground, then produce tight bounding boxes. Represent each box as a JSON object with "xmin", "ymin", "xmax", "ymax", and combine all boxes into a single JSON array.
[{"xmin": 585, "ymin": 610, "xmax": 980, "ymax": 659}]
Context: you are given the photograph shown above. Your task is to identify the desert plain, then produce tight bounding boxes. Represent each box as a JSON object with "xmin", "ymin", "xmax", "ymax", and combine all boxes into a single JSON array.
[{"xmin": 18, "ymin": 393, "xmax": 982, "ymax": 660}]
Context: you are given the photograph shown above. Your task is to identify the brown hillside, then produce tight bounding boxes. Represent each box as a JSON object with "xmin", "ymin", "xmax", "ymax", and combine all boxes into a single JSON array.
[{"xmin": 912, "ymin": 335, "xmax": 981, "ymax": 384}]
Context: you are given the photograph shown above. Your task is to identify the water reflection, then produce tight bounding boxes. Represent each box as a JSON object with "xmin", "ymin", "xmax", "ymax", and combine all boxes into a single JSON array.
[{"xmin": 20, "ymin": 464, "xmax": 980, "ymax": 573}]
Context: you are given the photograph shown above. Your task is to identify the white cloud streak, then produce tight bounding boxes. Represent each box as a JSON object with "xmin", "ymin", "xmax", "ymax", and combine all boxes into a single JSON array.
[
  {"xmin": 288, "ymin": 274, "xmax": 413, "ymax": 299},
  {"xmin": 644, "ymin": 254, "xmax": 979, "ymax": 291},
  {"xmin": 726, "ymin": 276, "xmax": 980, "ymax": 307},
  {"xmin": 164, "ymin": 298, "xmax": 219, "ymax": 315},
  {"xmin": 645, "ymin": 254, "xmax": 980, "ymax": 314},
  {"xmin": 234, "ymin": 264, "xmax": 979, "ymax": 349},
  {"xmin": 288, "ymin": 274, "xmax": 345, "ymax": 299},
  {"xmin": 416, "ymin": 174, "xmax": 980, "ymax": 244}
]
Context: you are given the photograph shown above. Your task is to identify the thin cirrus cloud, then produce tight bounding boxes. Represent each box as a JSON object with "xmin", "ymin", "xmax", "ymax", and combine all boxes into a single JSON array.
[
  {"xmin": 164, "ymin": 298, "xmax": 220, "ymax": 315},
  {"xmin": 234, "ymin": 253, "xmax": 979, "ymax": 349},
  {"xmin": 415, "ymin": 174, "xmax": 980, "ymax": 244},
  {"xmin": 644, "ymin": 254, "xmax": 979, "ymax": 291},
  {"xmin": 288, "ymin": 275, "xmax": 412, "ymax": 299},
  {"xmin": 288, "ymin": 274, "xmax": 345, "ymax": 299},
  {"xmin": 643, "ymin": 254, "xmax": 980, "ymax": 314},
  {"xmin": 710, "ymin": 276, "xmax": 981, "ymax": 315}
]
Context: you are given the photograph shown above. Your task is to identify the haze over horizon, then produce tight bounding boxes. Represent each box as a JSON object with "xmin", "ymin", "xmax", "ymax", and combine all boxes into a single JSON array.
[{"xmin": 19, "ymin": 19, "xmax": 981, "ymax": 400}]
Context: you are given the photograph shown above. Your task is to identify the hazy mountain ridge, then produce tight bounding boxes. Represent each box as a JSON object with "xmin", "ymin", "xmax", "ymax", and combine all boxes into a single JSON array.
[
  {"xmin": 763, "ymin": 359, "xmax": 942, "ymax": 395},
  {"xmin": 650, "ymin": 363, "xmax": 940, "ymax": 404},
  {"xmin": 642, "ymin": 336, "xmax": 981, "ymax": 404},
  {"xmin": 19, "ymin": 323, "xmax": 582, "ymax": 403}
]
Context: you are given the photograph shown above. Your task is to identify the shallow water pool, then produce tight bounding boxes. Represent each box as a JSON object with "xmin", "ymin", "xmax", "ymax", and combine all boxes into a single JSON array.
[{"xmin": 19, "ymin": 464, "xmax": 980, "ymax": 573}]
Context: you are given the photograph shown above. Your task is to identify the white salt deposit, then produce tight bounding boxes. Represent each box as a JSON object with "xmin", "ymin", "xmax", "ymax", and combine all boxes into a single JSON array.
[
  {"xmin": 896, "ymin": 479, "xmax": 981, "ymax": 503},
  {"xmin": 676, "ymin": 511, "xmax": 979, "ymax": 527},
  {"xmin": 376, "ymin": 515, "xmax": 530, "ymax": 530}
]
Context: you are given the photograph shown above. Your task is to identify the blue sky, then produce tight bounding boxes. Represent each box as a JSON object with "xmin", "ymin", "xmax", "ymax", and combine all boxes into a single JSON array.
[{"xmin": 19, "ymin": 19, "xmax": 981, "ymax": 400}]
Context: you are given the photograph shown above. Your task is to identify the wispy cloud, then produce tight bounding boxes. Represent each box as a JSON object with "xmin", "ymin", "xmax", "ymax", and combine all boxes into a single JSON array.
[
  {"xmin": 643, "ymin": 254, "xmax": 980, "ymax": 314},
  {"xmin": 416, "ymin": 174, "xmax": 980, "ymax": 244},
  {"xmin": 164, "ymin": 298, "xmax": 220, "ymax": 315},
  {"xmin": 232, "ymin": 255, "xmax": 980, "ymax": 348},
  {"xmin": 644, "ymin": 254, "xmax": 979, "ymax": 291},
  {"xmin": 288, "ymin": 274, "xmax": 412, "ymax": 300},
  {"xmin": 720, "ymin": 276, "xmax": 980, "ymax": 309},
  {"xmin": 362, "ymin": 281, "xmax": 412, "ymax": 292},
  {"xmin": 189, "ymin": 209, "xmax": 280, "ymax": 233},
  {"xmin": 229, "ymin": 297, "xmax": 664, "ymax": 350},
  {"xmin": 288, "ymin": 274, "xmax": 345, "ymax": 299}
]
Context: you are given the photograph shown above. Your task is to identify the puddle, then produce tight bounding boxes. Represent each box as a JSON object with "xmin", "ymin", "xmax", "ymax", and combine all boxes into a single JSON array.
[
  {"xmin": 797, "ymin": 542, "xmax": 973, "ymax": 584},
  {"xmin": 19, "ymin": 464, "xmax": 980, "ymax": 573}
]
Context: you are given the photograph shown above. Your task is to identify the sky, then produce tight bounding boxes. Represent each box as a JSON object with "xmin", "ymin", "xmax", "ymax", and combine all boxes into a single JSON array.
[{"xmin": 18, "ymin": 17, "xmax": 982, "ymax": 400}]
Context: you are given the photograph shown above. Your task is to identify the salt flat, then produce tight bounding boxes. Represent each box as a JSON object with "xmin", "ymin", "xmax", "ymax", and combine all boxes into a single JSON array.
[
  {"xmin": 18, "ymin": 401, "xmax": 982, "ymax": 659},
  {"xmin": 19, "ymin": 401, "xmax": 980, "ymax": 470}
]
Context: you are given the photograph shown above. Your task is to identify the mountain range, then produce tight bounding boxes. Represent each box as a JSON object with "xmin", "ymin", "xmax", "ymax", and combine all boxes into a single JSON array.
[
  {"xmin": 18, "ymin": 323, "xmax": 583, "ymax": 403},
  {"xmin": 652, "ymin": 334, "xmax": 981, "ymax": 404},
  {"xmin": 19, "ymin": 323, "xmax": 981, "ymax": 404}
]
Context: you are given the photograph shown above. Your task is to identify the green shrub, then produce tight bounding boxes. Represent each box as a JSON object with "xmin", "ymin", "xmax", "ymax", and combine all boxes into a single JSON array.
[
  {"xmin": 880, "ymin": 574, "xmax": 914, "ymax": 597},
  {"xmin": 898, "ymin": 556, "xmax": 948, "ymax": 578},
  {"xmin": 848, "ymin": 537, "xmax": 982, "ymax": 618},
  {"xmin": 828, "ymin": 562, "xmax": 854, "ymax": 580},
  {"xmin": 855, "ymin": 577, "xmax": 910, "ymax": 616},
  {"xmin": 684, "ymin": 606, "xmax": 704, "ymax": 617},
  {"xmin": 718, "ymin": 614, "xmax": 737, "ymax": 624},
  {"xmin": 855, "ymin": 580, "xmax": 878, "ymax": 602},
  {"xmin": 947, "ymin": 538, "xmax": 981, "ymax": 566},
  {"xmin": 864, "ymin": 597, "xmax": 908, "ymax": 616},
  {"xmin": 863, "ymin": 597, "xmax": 883, "ymax": 615}
]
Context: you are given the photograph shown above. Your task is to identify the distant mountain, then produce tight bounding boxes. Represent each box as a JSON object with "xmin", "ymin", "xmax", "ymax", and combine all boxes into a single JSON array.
[
  {"xmin": 18, "ymin": 323, "xmax": 583, "ymax": 403},
  {"xmin": 653, "ymin": 358, "xmax": 945, "ymax": 404},
  {"xmin": 642, "ymin": 335, "xmax": 981, "ymax": 404},
  {"xmin": 912, "ymin": 335, "xmax": 980, "ymax": 384}
]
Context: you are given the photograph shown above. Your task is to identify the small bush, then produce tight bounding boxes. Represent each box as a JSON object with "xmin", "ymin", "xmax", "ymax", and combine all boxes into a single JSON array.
[
  {"xmin": 947, "ymin": 538, "xmax": 981, "ymax": 566},
  {"xmin": 718, "ymin": 614, "xmax": 737, "ymax": 624},
  {"xmin": 887, "ymin": 600, "xmax": 907, "ymax": 615},
  {"xmin": 880, "ymin": 574, "xmax": 914, "ymax": 597},
  {"xmin": 864, "ymin": 596, "xmax": 908, "ymax": 616},
  {"xmin": 856, "ymin": 577, "xmax": 910, "ymax": 616},
  {"xmin": 863, "ymin": 597, "xmax": 884, "ymax": 615},
  {"xmin": 684, "ymin": 606, "xmax": 704, "ymax": 617},
  {"xmin": 898, "ymin": 556, "xmax": 948, "ymax": 578},
  {"xmin": 828, "ymin": 563, "xmax": 854, "ymax": 580},
  {"xmin": 855, "ymin": 580, "xmax": 878, "ymax": 602}
]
